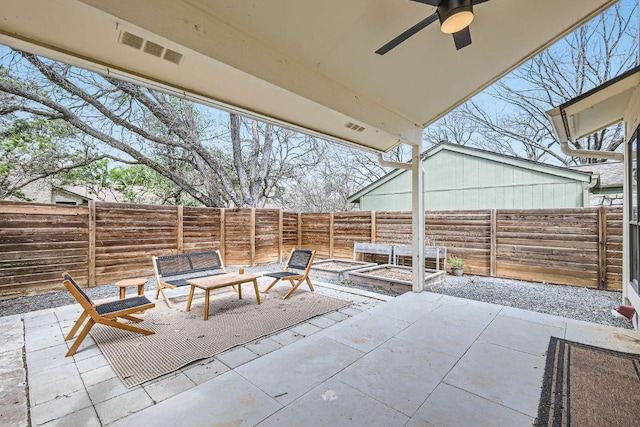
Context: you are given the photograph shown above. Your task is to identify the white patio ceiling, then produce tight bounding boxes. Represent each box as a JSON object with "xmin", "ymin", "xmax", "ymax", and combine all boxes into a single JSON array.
[{"xmin": 0, "ymin": 0, "xmax": 617, "ymax": 153}]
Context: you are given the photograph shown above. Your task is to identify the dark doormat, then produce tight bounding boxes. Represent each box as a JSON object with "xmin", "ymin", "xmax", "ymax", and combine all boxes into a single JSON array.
[{"xmin": 535, "ymin": 336, "xmax": 640, "ymax": 426}]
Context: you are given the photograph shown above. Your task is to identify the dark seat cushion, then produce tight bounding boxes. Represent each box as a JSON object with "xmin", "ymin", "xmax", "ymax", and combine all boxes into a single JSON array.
[
  {"xmin": 96, "ymin": 296, "xmax": 152, "ymax": 315},
  {"xmin": 266, "ymin": 271, "xmax": 300, "ymax": 279}
]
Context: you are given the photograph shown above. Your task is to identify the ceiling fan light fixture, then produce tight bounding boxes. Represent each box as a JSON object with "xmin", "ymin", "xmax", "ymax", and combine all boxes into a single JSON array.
[{"xmin": 438, "ymin": 0, "xmax": 474, "ymax": 34}]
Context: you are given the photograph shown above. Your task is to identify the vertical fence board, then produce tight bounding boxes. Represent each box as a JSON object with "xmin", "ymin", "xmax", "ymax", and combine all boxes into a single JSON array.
[
  {"xmin": 598, "ymin": 207, "xmax": 607, "ymax": 290},
  {"xmin": 88, "ymin": 200, "xmax": 96, "ymax": 287},
  {"xmin": 371, "ymin": 211, "xmax": 376, "ymax": 244},
  {"xmin": 220, "ymin": 209, "xmax": 226, "ymax": 262},
  {"xmin": 278, "ymin": 209, "xmax": 283, "ymax": 262},
  {"xmin": 605, "ymin": 207, "xmax": 623, "ymax": 290},
  {"xmin": 490, "ymin": 209, "xmax": 497, "ymax": 277},
  {"xmin": 177, "ymin": 205, "xmax": 184, "ymax": 254}
]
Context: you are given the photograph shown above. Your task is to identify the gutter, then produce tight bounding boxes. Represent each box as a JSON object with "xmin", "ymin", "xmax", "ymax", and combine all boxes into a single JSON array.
[
  {"xmin": 555, "ymin": 107, "xmax": 624, "ymax": 161},
  {"xmin": 559, "ymin": 139, "xmax": 624, "ymax": 161},
  {"xmin": 377, "ymin": 153, "xmax": 412, "ymax": 170}
]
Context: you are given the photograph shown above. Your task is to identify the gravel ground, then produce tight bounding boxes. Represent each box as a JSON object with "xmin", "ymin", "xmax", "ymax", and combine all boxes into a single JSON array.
[{"xmin": 0, "ymin": 263, "xmax": 632, "ymax": 330}]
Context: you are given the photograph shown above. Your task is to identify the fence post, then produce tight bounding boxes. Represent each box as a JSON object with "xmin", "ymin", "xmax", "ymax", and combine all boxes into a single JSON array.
[
  {"xmin": 250, "ymin": 208, "xmax": 256, "ymax": 266},
  {"xmin": 219, "ymin": 208, "xmax": 226, "ymax": 262},
  {"xmin": 329, "ymin": 212, "xmax": 335, "ymax": 258},
  {"xmin": 598, "ymin": 206, "xmax": 607, "ymax": 290},
  {"xmin": 177, "ymin": 205, "xmax": 184, "ymax": 254},
  {"xmin": 297, "ymin": 212, "xmax": 302, "ymax": 247},
  {"xmin": 88, "ymin": 200, "xmax": 96, "ymax": 287},
  {"xmin": 278, "ymin": 209, "xmax": 283, "ymax": 262},
  {"xmin": 490, "ymin": 209, "xmax": 497, "ymax": 277},
  {"xmin": 371, "ymin": 211, "xmax": 376, "ymax": 243}
]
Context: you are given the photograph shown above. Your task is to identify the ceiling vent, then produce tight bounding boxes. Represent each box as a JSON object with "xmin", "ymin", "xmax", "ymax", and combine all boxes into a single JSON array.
[
  {"xmin": 143, "ymin": 40, "xmax": 164, "ymax": 58},
  {"xmin": 118, "ymin": 31, "xmax": 182, "ymax": 65},
  {"xmin": 345, "ymin": 122, "xmax": 366, "ymax": 132},
  {"xmin": 163, "ymin": 49, "xmax": 184, "ymax": 65},
  {"xmin": 119, "ymin": 31, "xmax": 144, "ymax": 50}
]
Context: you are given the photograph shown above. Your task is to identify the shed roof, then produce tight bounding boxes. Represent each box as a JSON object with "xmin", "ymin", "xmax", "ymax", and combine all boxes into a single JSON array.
[
  {"xmin": 570, "ymin": 162, "xmax": 624, "ymax": 188},
  {"xmin": 0, "ymin": 0, "xmax": 615, "ymax": 154},
  {"xmin": 348, "ymin": 143, "xmax": 593, "ymax": 203}
]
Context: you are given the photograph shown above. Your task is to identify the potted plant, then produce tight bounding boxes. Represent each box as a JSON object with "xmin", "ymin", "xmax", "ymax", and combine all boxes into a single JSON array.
[{"xmin": 449, "ymin": 256, "xmax": 465, "ymax": 276}]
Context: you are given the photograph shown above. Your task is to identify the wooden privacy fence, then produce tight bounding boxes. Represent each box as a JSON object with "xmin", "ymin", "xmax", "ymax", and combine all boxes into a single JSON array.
[{"xmin": 0, "ymin": 201, "xmax": 623, "ymax": 296}]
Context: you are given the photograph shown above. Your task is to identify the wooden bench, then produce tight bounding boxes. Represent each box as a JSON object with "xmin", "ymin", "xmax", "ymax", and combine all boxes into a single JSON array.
[
  {"xmin": 353, "ymin": 242, "xmax": 393, "ymax": 264},
  {"xmin": 392, "ymin": 244, "xmax": 447, "ymax": 271},
  {"xmin": 152, "ymin": 250, "xmax": 226, "ymax": 307}
]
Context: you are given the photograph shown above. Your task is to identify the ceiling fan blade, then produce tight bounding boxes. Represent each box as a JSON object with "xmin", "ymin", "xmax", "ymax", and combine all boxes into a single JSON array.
[
  {"xmin": 376, "ymin": 13, "xmax": 439, "ymax": 55},
  {"xmin": 472, "ymin": 0, "xmax": 490, "ymax": 4},
  {"xmin": 410, "ymin": 0, "xmax": 441, "ymax": 6},
  {"xmin": 452, "ymin": 27, "xmax": 472, "ymax": 50}
]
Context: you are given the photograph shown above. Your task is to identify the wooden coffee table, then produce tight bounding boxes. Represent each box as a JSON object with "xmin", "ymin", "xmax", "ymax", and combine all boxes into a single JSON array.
[{"xmin": 186, "ymin": 273, "xmax": 261, "ymax": 320}]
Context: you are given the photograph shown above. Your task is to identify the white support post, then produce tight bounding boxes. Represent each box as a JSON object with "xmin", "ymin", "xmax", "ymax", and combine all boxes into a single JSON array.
[{"xmin": 411, "ymin": 143, "xmax": 425, "ymax": 292}]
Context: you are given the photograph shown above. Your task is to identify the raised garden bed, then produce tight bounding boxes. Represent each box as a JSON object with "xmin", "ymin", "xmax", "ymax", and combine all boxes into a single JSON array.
[
  {"xmin": 310, "ymin": 259, "xmax": 377, "ymax": 282},
  {"xmin": 348, "ymin": 264, "xmax": 446, "ymax": 294}
]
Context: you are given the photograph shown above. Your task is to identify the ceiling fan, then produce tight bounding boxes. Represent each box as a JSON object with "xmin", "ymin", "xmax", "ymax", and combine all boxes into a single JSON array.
[{"xmin": 376, "ymin": 0, "xmax": 490, "ymax": 55}]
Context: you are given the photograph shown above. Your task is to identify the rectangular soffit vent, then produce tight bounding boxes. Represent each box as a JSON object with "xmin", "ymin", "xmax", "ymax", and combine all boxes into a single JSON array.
[
  {"xmin": 143, "ymin": 40, "xmax": 164, "ymax": 58},
  {"xmin": 119, "ymin": 31, "xmax": 144, "ymax": 50},
  {"xmin": 118, "ymin": 31, "xmax": 182, "ymax": 65},
  {"xmin": 163, "ymin": 49, "xmax": 184, "ymax": 65},
  {"xmin": 345, "ymin": 122, "xmax": 365, "ymax": 132}
]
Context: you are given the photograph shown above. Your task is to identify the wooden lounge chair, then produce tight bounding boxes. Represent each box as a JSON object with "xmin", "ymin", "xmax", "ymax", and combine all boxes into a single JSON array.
[
  {"xmin": 61, "ymin": 272, "xmax": 155, "ymax": 357},
  {"xmin": 263, "ymin": 249, "xmax": 316, "ymax": 299}
]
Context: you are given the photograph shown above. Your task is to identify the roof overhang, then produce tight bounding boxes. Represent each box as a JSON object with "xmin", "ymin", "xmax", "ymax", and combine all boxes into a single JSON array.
[
  {"xmin": 0, "ymin": 0, "xmax": 616, "ymax": 153},
  {"xmin": 548, "ymin": 65, "xmax": 640, "ymax": 143}
]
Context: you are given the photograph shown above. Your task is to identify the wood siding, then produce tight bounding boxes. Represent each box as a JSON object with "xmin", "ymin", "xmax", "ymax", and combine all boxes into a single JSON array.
[{"xmin": 359, "ymin": 149, "xmax": 590, "ymax": 211}]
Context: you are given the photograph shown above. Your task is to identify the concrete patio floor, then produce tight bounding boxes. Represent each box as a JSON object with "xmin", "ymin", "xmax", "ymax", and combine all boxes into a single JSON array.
[{"xmin": 4, "ymin": 278, "xmax": 640, "ymax": 426}]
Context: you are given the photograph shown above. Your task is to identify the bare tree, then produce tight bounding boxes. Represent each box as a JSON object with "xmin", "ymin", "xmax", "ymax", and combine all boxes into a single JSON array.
[
  {"xmin": 0, "ymin": 48, "xmax": 325, "ymax": 206},
  {"xmin": 279, "ymin": 144, "xmax": 407, "ymax": 212},
  {"xmin": 423, "ymin": 112, "xmax": 478, "ymax": 148},
  {"xmin": 425, "ymin": 1, "xmax": 637, "ymax": 164}
]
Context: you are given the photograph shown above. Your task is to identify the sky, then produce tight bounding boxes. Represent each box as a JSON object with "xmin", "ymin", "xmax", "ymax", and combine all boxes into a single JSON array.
[{"xmin": 428, "ymin": 0, "xmax": 639, "ymax": 164}]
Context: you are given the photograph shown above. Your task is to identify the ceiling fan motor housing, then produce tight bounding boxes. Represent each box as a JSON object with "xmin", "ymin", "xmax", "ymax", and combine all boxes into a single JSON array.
[{"xmin": 438, "ymin": 0, "xmax": 474, "ymax": 33}]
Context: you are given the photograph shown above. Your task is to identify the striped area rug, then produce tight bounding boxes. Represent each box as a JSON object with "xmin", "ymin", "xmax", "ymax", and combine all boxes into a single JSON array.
[
  {"xmin": 90, "ymin": 286, "xmax": 350, "ymax": 387},
  {"xmin": 535, "ymin": 337, "xmax": 640, "ymax": 426}
]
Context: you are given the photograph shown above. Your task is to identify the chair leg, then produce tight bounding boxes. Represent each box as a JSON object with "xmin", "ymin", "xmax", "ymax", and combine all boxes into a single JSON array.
[
  {"xmin": 66, "ymin": 318, "xmax": 95, "ymax": 357},
  {"xmin": 305, "ymin": 276, "xmax": 314, "ymax": 292},
  {"xmin": 262, "ymin": 278, "xmax": 280, "ymax": 293},
  {"xmin": 154, "ymin": 286, "xmax": 161, "ymax": 301},
  {"xmin": 283, "ymin": 278, "xmax": 305, "ymax": 299},
  {"xmin": 98, "ymin": 318, "xmax": 155, "ymax": 335},
  {"xmin": 159, "ymin": 287, "xmax": 172, "ymax": 308},
  {"xmin": 65, "ymin": 311, "xmax": 88, "ymax": 341},
  {"xmin": 120, "ymin": 315, "xmax": 143, "ymax": 322}
]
